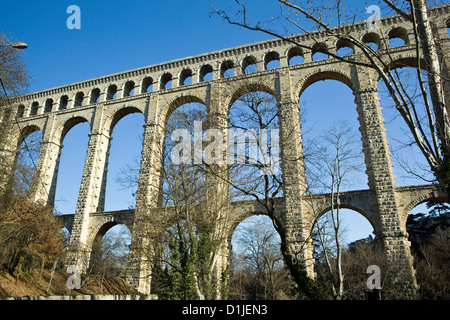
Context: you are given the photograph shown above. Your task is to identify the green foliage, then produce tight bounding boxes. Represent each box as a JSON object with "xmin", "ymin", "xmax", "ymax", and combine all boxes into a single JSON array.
[
  {"xmin": 407, "ymin": 202, "xmax": 450, "ymax": 247},
  {"xmin": 279, "ymin": 236, "xmax": 331, "ymax": 300},
  {"xmin": 154, "ymin": 219, "xmax": 219, "ymax": 300}
]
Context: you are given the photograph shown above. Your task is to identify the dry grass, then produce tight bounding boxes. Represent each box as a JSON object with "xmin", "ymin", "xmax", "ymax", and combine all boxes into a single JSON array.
[{"xmin": 0, "ymin": 269, "xmax": 137, "ymax": 298}]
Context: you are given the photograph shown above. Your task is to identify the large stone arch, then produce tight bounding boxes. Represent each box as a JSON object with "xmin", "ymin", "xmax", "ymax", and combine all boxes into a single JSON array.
[
  {"xmin": 98, "ymin": 105, "xmax": 146, "ymax": 213},
  {"xmin": 104, "ymin": 105, "xmax": 145, "ymax": 136},
  {"xmin": 398, "ymin": 185, "xmax": 448, "ymax": 230},
  {"xmin": 224, "ymin": 78, "xmax": 279, "ymax": 113},
  {"xmin": 88, "ymin": 220, "xmax": 127, "ymax": 269},
  {"xmin": 160, "ymin": 93, "xmax": 207, "ymax": 126},
  {"xmin": 405, "ymin": 193, "xmax": 448, "ymax": 217},
  {"xmin": 15, "ymin": 124, "xmax": 42, "ymax": 147},
  {"xmin": 48, "ymin": 115, "xmax": 91, "ymax": 211},
  {"xmin": 383, "ymin": 55, "xmax": 428, "ymax": 74},
  {"xmin": 227, "ymin": 200, "xmax": 270, "ymax": 238},
  {"xmin": 295, "ymin": 68, "xmax": 354, "ymax": 100},
  {"xmin": 53, "ymin": 115, "xmax": 92, "ymax": 144},
  {"xmin": 303, "ymin": 190, "xmax": 381, "ymax": 239},
  {"xmin": 9, "ymin": 124, "xmax": 44, "ymax": 193},
  {"xmin": 314, "ymin": 203, "xmax": 378, "ymax": 238},
  {"xmin": 90, "ymin": 220, "xmax": 121, "ymax": 247},
  {"xmin": 85, "ymin": 210, "xmax": 135, "ymax": 268}
]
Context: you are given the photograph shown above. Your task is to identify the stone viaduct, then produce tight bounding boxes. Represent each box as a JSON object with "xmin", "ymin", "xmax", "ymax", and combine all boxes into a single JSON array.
[{"xmin": 1, "ymin": 4, "xmax": 449, "ymax": 299}]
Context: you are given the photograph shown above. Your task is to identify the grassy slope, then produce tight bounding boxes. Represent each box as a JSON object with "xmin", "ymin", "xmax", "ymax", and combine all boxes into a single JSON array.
[{"xmin": 0, "ymin": 269, "xmax": 137, "ymax": 298}]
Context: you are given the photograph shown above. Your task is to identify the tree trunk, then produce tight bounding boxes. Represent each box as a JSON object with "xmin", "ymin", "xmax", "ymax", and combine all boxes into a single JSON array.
[
  {"xmin": 46, "ymin": 258, "xmax": 58, "ymax": 293},
  {"xmin": 412, "ymin": 0, "xmax": 450, "ymax": 194},
  {"xmin": 274, "ymin": 216, "xmax": 329, "ymax": 300}
]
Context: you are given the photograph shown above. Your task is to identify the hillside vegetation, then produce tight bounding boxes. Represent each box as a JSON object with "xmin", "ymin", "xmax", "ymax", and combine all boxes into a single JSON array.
[{"xmin": 0, "ymin": 269, "xmax": 137, "ymax": 299}]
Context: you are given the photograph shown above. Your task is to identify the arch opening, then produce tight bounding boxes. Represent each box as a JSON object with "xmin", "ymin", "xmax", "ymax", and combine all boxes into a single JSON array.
[
  {"xmin": 59, "ymin": 95, "xmax": 69, "ymax": 110},
  {"xmin": 388, "ymin": 27, "xmax": 408, "ymax": 47},
  {"xmin": 221, "ymin": 60, "xmax": 235, "ymax": 78},
  {"xmin": 104, "ymin": 110, "xmax": 145, "ymax": 211},
  {"xmin": 90, "ymin": 88, "xmax": 101, "ymax": 104},
  {"xmin": 287, "ymin": 47, "xmax": 304, "ymax": 65},
  {"xmin": 74, "ymin": 92, "xmax": 84, "ymax": 107},
  {"xmin": 229, "ymin": 214, "xmax": 291, "ymax": 300},
  {"xmin": 160, "ymin": 73, "xmax": 173, "ymax": 90},
  {"xmin": 123, "ymin": 81, "xmax": 135, "ymax": 97},
  {"xmin": 362, "ymin": 32, "xmax": 381, "ymax": 51},
  {"xmin": 141, "ymin": 77, "xmax": 153, "ymax": 93},
  {"xmin": 227, "ymin": 82, "xmax": 278, "ymax": 109},
  {"xmin": 161, "ymin": 101, "xmax": 208, "ymax": 207},
  {"xmin": 298, "ymin": 71, "xmax": 354, "ymax": 97},
  {"xmin": 30, "ymin": 102, "xmax": 39, "ymax": 116},
  {"xmin": 311, "ymin": 207, "xmax": 379, "ymax": 299},
  {"xmin": 179, "ymin": 68, "xmax": 193, "ymax": 86},
  {"xmin": 199, "ymin": 64, "xmax": 213, "ymax": 82},
  {"xmin": 336, "ymin": 38, "xmax": 354, "ymax": 57},
  {"xmin": 53, "ymin": 120, "xmax": 90, "ymax": 214},
  {"xmin": 312, "ymin": 43, "xmax": 329, "ymax": 61},
  {"xmin": 16, "ymin": 104, "xmax": 25, "ymax": 118},
  {"xmin": 264, "ymin": 51, "xmax": 280, "ymax": 70},
  {"xmin": 242, "ymin": 56, "xmax": 257, "ymax": 74},
  {"xmin": 106, "ymin": 84, "xmax": 118, "ymax": 100},
  {"xmin": 89, "ymin": 223, "xmax": 132, "ymax": 276},
  {"xmin": 44, "ymin": 99, "xmax": 53, "ymax": 113},
  {"xmin": 228, "ymin": 89, "xmax": 281, "ymax": 202},
  {"xmin": 299, "ymin": 77, "xmax": 367, "ymax": 193},
  {"xmin": 377, "ymin": 64, "xmax": 435, "ymax": 187}
]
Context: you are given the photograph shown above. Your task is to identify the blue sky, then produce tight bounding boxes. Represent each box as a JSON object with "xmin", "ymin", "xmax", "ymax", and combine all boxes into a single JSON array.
[
  {"xmin": 3, "ymin": 1, "xmax": 436, "ymax": 244},
  {"xmin": 2, "ymin": 1, "xmax": 278, "ymax": 92}
]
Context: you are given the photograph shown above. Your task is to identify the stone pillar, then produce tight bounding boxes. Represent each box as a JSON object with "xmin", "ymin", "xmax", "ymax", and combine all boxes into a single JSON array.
[
  {"xmin": 256, "ymin": 60, "xmax": 264, "ymax": 72},
  {"xmin": 303, "ymin": 50, "xmax": 312, "ymax": 63},
  {"xmin": 134, "ymin": 85, "xmax": 142, "ymax": 96},
  {"xmin": 352, "ymin": 66, "xmax": 417, "ymax": 299},
  {"xmin": 23, "ymin": 104, "xmax": 31, "ymax": 118},
  {"xmin": 127, "ymin": 97, "xmax": 165, "ymax": 294},
  {"xmin": 205, "ymin": 86, "xmax": 231, "ymax": 299},
  {"xmin": 82, "ymin": 94, "xmax": 91, "ymax": 107},
  {"xmin": 234, "ymin": 65, "xmax": 243, "ymax": 76},
  {"xmin": 67, "ymin": 98, "xmax": 75, "ymax": 109},
  {"xmin": 29, "ymin": 115, "xmax": 62, "ymax": 206},
  {"xmin": 280, "ymin": 55, "xmax": 289, "ymax": 68},
  {"xmin": 277, "ymin": 71, "xmax": 314, "ymax": 278},
  {"xmin": 65, "ymin": 105, "xmax": 111, "ymax": 272},
  {"xmin": 115, "ymin": 88, "xmax": 124, "ymax": 99}
]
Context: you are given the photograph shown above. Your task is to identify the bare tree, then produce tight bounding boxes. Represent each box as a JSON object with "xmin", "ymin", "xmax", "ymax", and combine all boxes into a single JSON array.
[
  {"xmin": 0, "ymin": 31, "xmax": 29, "ymax": 100},
  {"xmin": 209, "ymin": 0, "xmax": 450, "ymax": 196},
  {"xmin": 229, "ymin": 216, "xmax": 293, "ymax": 299},
  {"xmin": 306, "ymin": 121, "xmax": 365, "ymax": 299},
  {"xmin": 121, "ymin": 104, "xmax": 230, "ymax": 299},
  {"xmin": 413, "ymin": 227, "xmax": 450, "ymax": 299},
  {"xmin": 340, "ymin": 238, "xmax": 394, "ymax": 300},
  {"xmin": 0, "ymin": 31, "xmax": 31, "ymax": 201},
  {"xmin": 201, "ymin": 87, "xmax": 330, "ymax": 299}
]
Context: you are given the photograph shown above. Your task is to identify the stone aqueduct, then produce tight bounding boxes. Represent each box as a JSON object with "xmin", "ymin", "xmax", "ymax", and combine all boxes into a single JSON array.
[{"xmin": 2, "ymin": 4, "xmax": 449, "ymax": 298}]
